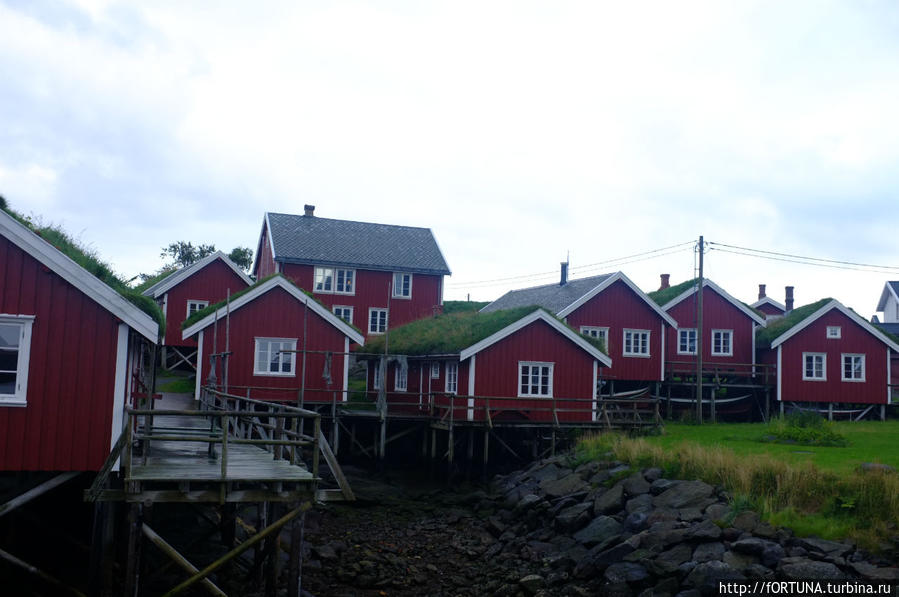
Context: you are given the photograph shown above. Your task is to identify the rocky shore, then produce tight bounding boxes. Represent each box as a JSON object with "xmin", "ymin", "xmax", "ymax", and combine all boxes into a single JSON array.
[{"xmin": 301, "ymin": 457, "xmax": 899, "ymax": 596}]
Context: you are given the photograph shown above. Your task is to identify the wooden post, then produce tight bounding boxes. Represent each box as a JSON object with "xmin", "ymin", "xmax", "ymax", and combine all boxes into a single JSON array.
[
  {"xmin": 779, "ymin": 400, "xmax": 784, "ymax": 417},
  {"xmin": 89, "ymin": 501, "xmax": 116, "ymax": 597},
  {"xmin": 482, "ymin": 428, "xmax": 489, "ymax": 471},
  {"xmin": 265, "ymin": 502, "xmax": 280, "ymax": 597},
  {"xmin": 254, "ymin": 502, "xmax": 267, "ymax": 586},
  {"xmin": 666, "ymin": 383, "xmax": 672, "ymax": 420},
  {"xmin": 124, "ymin": 504, "xmax": 142, "ymax": 597},
  {"xmin": 287, "ymin": 504, "xmax": 307, "ymax": 597},
  {"xmin": 881, "ymin": 404, "xmax": 886, "ymax": 421},
  {"xmin": 696, "ymin": 235, "xmax": 704, "ymax": 424}
]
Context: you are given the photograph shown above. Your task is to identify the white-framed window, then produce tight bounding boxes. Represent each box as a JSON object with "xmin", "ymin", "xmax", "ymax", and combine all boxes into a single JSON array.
[
  {"xmin": 826, "ymin": 326, "xmax": 841, "ymax": 339},
  {"xmin": 518, "ymin": 362, "xmax": 553, "ymax": 397},
  {"xmin": 314, "ymin": 267, "xmax": 355, "ymax": 294},
  {"xmin": 333, "ymin": 305, "xmax": 354, "ymax": 324},
  {"xmin": 803, "ymin": 352, "xmax": 826, "ymax": 381},
  {"xmin": 841, "ymin": 354, "xmax": 865, "ymax": 382},
  {"xmin": 0, "ymin": 316, "xmax": 34, "ymax": 406},
  {"xmin": 430, "ymin": 362, "xmax": 440, "ymax": 379},
  {"xmin": 445, "ymin": 362, "xmax": 458, "ymax": 394},
  {"xmin": 254, "ymin": 338, "xmax": 297, "ymax": 376},
  {"xmin": 580, "ymin": 326, "xmax": 608, "ymax": 347},
  {"xmin": 392, "ymin": 272, "xmax": 412, "ymax": 299},
  {"xmin": 395, "ymin": 366, "xmax": 408, "ymax": 391},
  {"xmin": 711, "ymin": 329, "xmax": 733, "ymax": 356},
  {"xmin": 623, "ymin": 329, "xmax": 650, "ymax": 357},
  {"xmin": 368, "ymin": 308, "xmax": 388, "ymax": 334},
  {"xmin": 677, "ymin": 329, "xmax": 697, "ymax": 355},
  {"xmin": 186, "ymin": 300, "xmax": 209, "ymax": 318}
]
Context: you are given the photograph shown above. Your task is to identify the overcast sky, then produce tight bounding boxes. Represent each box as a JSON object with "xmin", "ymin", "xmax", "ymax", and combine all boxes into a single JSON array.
[{"xmin": 2, "ymin": 1, "xmax": 898, "ymax": 318}]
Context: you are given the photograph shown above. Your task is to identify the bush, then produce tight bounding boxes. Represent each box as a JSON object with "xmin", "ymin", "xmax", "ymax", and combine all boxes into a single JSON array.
[{"xmin": 761, "ymin": 413, "xmax": 849, "ymax": 447}]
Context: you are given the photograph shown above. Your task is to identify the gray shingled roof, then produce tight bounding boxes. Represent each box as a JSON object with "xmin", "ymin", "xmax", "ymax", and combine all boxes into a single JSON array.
[
  {"xmin": 266, "ymin": 212, "xmax": 451, "ymax": 275},
  {"xmin": 481, "ymin": 274, "xmax": 614, "ymax": 314}
]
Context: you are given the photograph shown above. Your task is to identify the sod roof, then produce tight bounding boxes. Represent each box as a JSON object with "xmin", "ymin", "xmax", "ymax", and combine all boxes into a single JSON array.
[
  {"xmin": 361, "ymin": 306, "xmax": 606, "ymax": 356},
  {"xmin": 755, "ymin": 299, "xmax": 832, "ymax": 348},
  {"xmin": 647, "ymin": 279, "xmax": 698, "ymax": 306}
]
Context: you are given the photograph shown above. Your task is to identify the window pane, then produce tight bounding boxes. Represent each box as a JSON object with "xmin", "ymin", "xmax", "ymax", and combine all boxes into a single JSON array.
[
  {"xmin": 0, "ymin": 350, "xmax": 18, "ymax": 371},
  {"xmin": 0, "ymin": 324, "xmax": 19, "ymax": 349},
  {"xmin": 0, "ymin": 372, "xmax": 15, "ymax": 394}
]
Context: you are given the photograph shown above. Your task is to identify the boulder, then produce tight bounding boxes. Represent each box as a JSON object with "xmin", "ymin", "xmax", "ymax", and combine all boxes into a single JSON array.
[
  {"xmin": 684, "ymin": 519, "xmax": 722, "ymax": 541},
  {"xmin": 650, "ymin": 478, "xmax": 679, "ymax": 495},
  {"xmin": 693, "ymin": 542, "xmax": 726, "ymax": 563},
  {"xmin": 604, "ymin": 562, "xmax": 650, "ymax": 584},
  {"xmin": 650, "ymin": 543, "xmax": 693, "ymax": 575},
  {"xmin": 623, "ymin": 472, "xmax": 652, "ymax": 496},
  {"xmin": 777, "ymin": 557, "xmax": 846, "ymax": 580},
  {"xmin": 573, "ymin": 515, "xmax": 623, "ymax": 548},
  {"xmin": 518, "ymin": 574, "xmax": 545, "ymax": 595},
  {"xmin": 796, "ymin": 537, "xmax": 853, "ymax": 557},
  {"xmin": 849, "ymin": 561, "xmax": 899, "ymax": 581},
  {"xmin": 540, "ymin": 472, "xmax": 589, "ymax": 499},
  {"xmin": 626, "ymin": 494, "xmax": 654, "ymax": 515},
  {"xmin": 653, "ymin": 480, "xmax": 715, "ymax": 509},
  {"xmin": 555, "ymin": 502, "xmax": 593, "ymax": 533},
  {"xmin": 685, "ymin": 561, "xmax": 746, "ymax": 594},
  {"xmin": 594, "ymin": 483, "xmax": 625, "ymax": 514},
  {"xmin": 573, "ymin": 540, "xmax": 636, "ymax": 579},
  {"xmin": 643, "ymin": 467, "xmax": 664, "ymax": 482},
  {"xmin": 731, "ymin": 511, "xmax": 760, "ymax": 533},
  {"xmin": 624, "ymin": 511, "xmax": 649, "ymax": 533}
]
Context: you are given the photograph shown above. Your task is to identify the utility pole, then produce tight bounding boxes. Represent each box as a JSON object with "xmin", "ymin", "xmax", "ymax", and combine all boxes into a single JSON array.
[{"xmin": 696, "ymin": 235, "xmax": 704, "ymax": 424}]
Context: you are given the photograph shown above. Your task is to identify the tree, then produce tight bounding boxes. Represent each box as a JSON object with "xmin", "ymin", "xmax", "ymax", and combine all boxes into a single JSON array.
[
  {"xmin": 160, "ymin": 241, "xmax": 217, "ymax": 268},
  {"xmin": 228, "ymin": 247, "xmax": 254, "ymax": 271}
]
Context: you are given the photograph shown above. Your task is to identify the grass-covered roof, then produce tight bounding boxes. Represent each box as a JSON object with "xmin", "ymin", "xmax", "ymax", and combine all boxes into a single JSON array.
[
  {"xmin": 1, "ymin": 201, "xmax": 165, "ymax": 335},
  {"xmin": 134, "ymin": 266, "xmax": 178, "ymax": 294},
  {"xmin": 442, "ymin": 300, "xmax": 490, "ymax": 314},
  {"xmin": 361, "ymin": 306, "xmax": 606, "ymax": 356},
  {"xmin": 647, "ymin": 279, "xmax": 698, "ymax": 306},
  {"xmin": 755, "ymin": 298, "xmax": 834, "ymax": 348}
]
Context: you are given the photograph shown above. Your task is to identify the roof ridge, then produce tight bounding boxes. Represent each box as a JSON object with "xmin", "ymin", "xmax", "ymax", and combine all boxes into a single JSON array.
[{"xmin": 266, "ymin": 211, "xmax": 435, "ymax": 232}]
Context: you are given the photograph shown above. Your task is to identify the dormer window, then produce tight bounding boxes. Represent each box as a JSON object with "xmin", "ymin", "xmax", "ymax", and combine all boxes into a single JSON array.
[{"xmin": 826, "ymin": 326, "xmax": 841, "ymax": 339}]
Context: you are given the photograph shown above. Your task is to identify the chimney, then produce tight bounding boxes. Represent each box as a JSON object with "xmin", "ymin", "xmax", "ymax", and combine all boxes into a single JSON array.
[
  {"xmin": 758, "ymin": 284, "xmax": 767, "ymax": 300},
  {"xmin": 659, "ymin": 273, "xmax": 670, "ymax": 290},
  {"xmin": 560, "ymin": 261, "xmax": 569, "ymax": 286},
  {"xmin": 304, "ymin": 204, "xmax": 315, "ymax": 217},
  {"xmin": 785, "ymin": 286, "xmax": 794, "ymax": 312}
]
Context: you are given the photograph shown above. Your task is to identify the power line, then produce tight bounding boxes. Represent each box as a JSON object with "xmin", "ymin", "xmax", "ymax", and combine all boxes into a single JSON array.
[
  {"xmin": 708, "ymin": 241, "xmax": 899, "ymax": 273},
  {"xmin": 709, "ymin": 246, "xmax": 899, "ymax": 274},
  {"xmin": 447, "ymin": 240, "xmax": 694, "ymax": 288}
]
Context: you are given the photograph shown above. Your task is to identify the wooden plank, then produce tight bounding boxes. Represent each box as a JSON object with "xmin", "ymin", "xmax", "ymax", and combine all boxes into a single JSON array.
[
  {"xmin": 0, "ymin": 472, "xmax": 80, "ymax": 518},
  {"xmin": 318, "ymin": 431, "xmax": 354, "ymax": 501},
  {"xmin": 142, "ymin": 524, "xmax": 226, "ymax": 597},
  {"xmin": 0, "ymin": 546, "xmax": 87, "ymax": 597}
]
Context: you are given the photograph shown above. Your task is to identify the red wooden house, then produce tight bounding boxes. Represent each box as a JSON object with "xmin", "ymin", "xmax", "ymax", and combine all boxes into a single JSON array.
[
  {"xmin": 758, "ymin": 299, "xmax": 899, "ymax": 417},
  {"xmin": 482, "ymin": 269, "xmax": 676, "ymax": 388},
  {"xmin": 360, "ymin": 308, "xmax": 611, "ymax": 423},
  {"xmin": 750, "ymin": 284, "xmax": 789, "ymax": 321},
  {"xmin": 182, "ymin": 275, "xmax": 364, "ymax": 404},
  {"xmin": 142, "ymin": 251, "xmax": 253, "ymax": 368},
  {"xmin": 252, "ymin": 205, "xmax": 451, "ymax": 341},
  {"xmin": 649, "ymin": 278, "xmax": 767, "ymax": 378},
  {"xmin": 0, "ymin": 209, "xmax": 158, "ymax": 471}
]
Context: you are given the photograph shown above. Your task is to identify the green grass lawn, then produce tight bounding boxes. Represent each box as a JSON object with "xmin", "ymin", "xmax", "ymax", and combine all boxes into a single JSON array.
[{"xmin": 645, "ymin": 420, "xmax": 899, "ymax": 475}]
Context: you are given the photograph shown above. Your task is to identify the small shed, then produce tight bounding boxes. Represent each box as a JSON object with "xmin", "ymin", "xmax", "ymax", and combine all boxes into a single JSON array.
[{"xmin": 182, "ymin": 275, "xmax": 364, "ymax": 404}]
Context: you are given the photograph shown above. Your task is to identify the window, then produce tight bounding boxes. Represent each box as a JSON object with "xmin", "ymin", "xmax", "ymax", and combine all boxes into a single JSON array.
[
  {"xmin": 711, "ymin": 329, "xmax": 733, "ymax": 356},
  {"xmin": 580, "ymin": 326, "xmax": 608, "ymax": 348},
  {"xmin": 445, "ymin": 362, "xmax": 458, "ymax": 394},
  {"xmin": 826, "ymin": 326, "xmax": 841, "ymax": 339},
  {"xmin": 314, "ymin": 267, "xmax": 354, "ymax": 294},
  {"xmin": 623, "ymin": 329, "xmax": 650, "ymax": 357},
  {"xmin": 368, "ymin": 308, "xmax": 388, "ymax": 334},
  {"xmin": 333, "ymin": 306, "xmax": 354, "ymax": 324},
  {"xmin": 677, "ymin": 329, "xmax": 697, "ymax": 355},
  {"xmin": 186, "ymin": 300, "xmax": 209, "ymax": 318},
  {"xmin": 803, "ymin": 352, "xmax": 826, "ymax": 381},
  {"xmin": 0, "ymin": 316, "xmax": 33, "ymax": 406},
  {"xmin": 254, "ymin": 338, "xmax": 296, "ymax": 376},
  {"xmin": 395, "ymin": 366, "xmax": 408, "ymax": 391},
  {"xmin": 519, "ymin": 362, "xmax": 553, "ymax": 397},
  {"xmin": 842, "ymin": 354, "xmax": 865, "ymax": 381},
  {"xmin": 430, "ymin": 362, "xmax": 440, "ymax": 379},
  {"xmin": 392, "ymin": 273, "xmax": 412, "ymax": 298}
]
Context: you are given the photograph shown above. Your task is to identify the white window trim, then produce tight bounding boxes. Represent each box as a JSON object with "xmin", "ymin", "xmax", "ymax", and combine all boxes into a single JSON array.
[
  {"xmin": 445, "ymin": 362, "xmax": 458, "ymax": 394},
  {"xmin": 0, "ymin": 315, "xmax": 34, "ymax": 407},
  {"xmin": 333, "ymin": 305, "xmax": 354, "ymax": 324},
  {"xmin": 253, "ymin": 337, "xmax": 297, "ymax": 377},
  {"xmin": 430, "ymin": 362, "xmax": 440, "ymax": 379},
  {"xmin": 677, "ymin": 328, "xmax": 697, "ymax": 355},
  {"xmin": 711, "ymin": 329, "xmax": 734, "ymax": 356},
  {"xmin": 313, "ymin": 267, "xmax": 356, "ymax": 295},
  {"xmin": 186, "ymin": 300, "xmax": 209, "ymax": 318},
  {"xmin": 580, "ymin": 326, "xmax": 608, "ymax": 343},
  {"xmin": 826, "ymin": 326, "xmax": 842, "ymax": 339},
  {"xmin": 802, "ymin": 352, "xmax": 827, "ymax": 381},
  {"xmin": 518, "ymin": 361, "xmax": 554, "ymax": 398},
  {"xmin": 841, "ymin": 353, "xmax": 865, "ymax": 382},
  {"xmin": 392, "ymin": 272, "xmax": 413, "ymax": 299},
  {"xmin": 368, "ymin": 308, "xmax": 388, "ymax": 335},
  {"xmin": 622, "ymin": 328, "xmax": 650, "ymax": 358},
  {"xmin": 395, "ymin": 366, "xmax": 408, "ymax": 392}
]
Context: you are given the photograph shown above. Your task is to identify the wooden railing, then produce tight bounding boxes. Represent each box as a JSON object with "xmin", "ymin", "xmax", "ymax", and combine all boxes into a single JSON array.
[{"xmin": 664, "ymin": 360, "xmax": 775, "ymax": 386}]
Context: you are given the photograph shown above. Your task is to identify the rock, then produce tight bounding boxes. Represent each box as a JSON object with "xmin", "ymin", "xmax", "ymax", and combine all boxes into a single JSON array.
[
  {"xmin": 594, "ymin": 483, "xmax": 625, "ymax": 514},
  {"xmin": 723, "ymin": 550, "xmax": 758, "ymax": 571},
  {"xmin": 643, "ymin": 467, "xmax": 664, "ymax": 482},
  {"xmin": 679, "ymin": 507, "xmax": 704, "ymax": 522},
  {"xmin": 541, "ymin": 473, "xmax": 589, "ymax": 499},
  {"xmin": 623, "ymin": 472, "xmax": 652, "ymax": 496},
  {"xmin": 796, "ymin": 537, "xmax": 853, "ymax": 557},
  {"xmin": 647, "ymin": 507, "xmax": 679, "ymax": 524},
  {"xmin": 777, "ymin": 557, "xmax": 846, "ymax": 580},
  {"xmin": 518, "ymin": 573, "xmax": 545, "ymax": 595},
  {"xmin": 849, "ymin": 561, "xmax": 899, "ymax": 581},
  {"xmin": 859, "ymin": 462, "xmax": 895, "ymax": 473},
  {"xmin": 624, "ymin": 511, "xmax": 649, "ymax": 533},
  {"xmin": 529, "ymin": 462, "xmax": 565, "ymax": 482},
  {"xmin": 590, "ymin": 469, "xmax": 613, "ymax": 485},
  {"xmin": 685, "ymin": 561, "xmax": 746, "ymax": 594},
  {"xmin": 685, "ymin": 519, "xmax": 722, "ymax": 541},
  {"xmin": 573, "ymin": 515, "xmax": 623, "ymax": 548},
  {"xmin": 704, "ymin": 503, "xmax": 728, "ymax": 521},
  {"xmin": 605, "ymin": 562, "xmax": 650, "ymax": 584},
  {"xmin": 744, "ymin": 564, "xmax": 775, "ymax": 579},
  {"xmin": 574, "ymin": 540, "xmax": 636, "ymax": 578},
  {"xmin": 555, "ymin": 502, "xmax": 593, "ymax": 533},
  {"xmin": 731, "ymin": 511, "xmax": 760, "ymax": 533},
  {"xmin": 650, "ymin": 478, "xmax": 679, "ymax": 495},
  {"xmin": 693, "ymin": 542, "xmax": 726, "ymax": 563},
  {"xmin": 487, "ymin": 516, "xmax": 507, "ymax": 537},
  {"xmin": 312, "ymin": 542, "xmax": 340, "ymax": 561},
  {"xmin": 650, "ymin": 543, "xmax": 693, "ymax": 575},
  {"xmin": 575, "ymin": 461, "xmax": 601, "ymax": 479},
  {"xmin": 608, "ymin": 464, "xmax": 632, "ymax": 477},
  {"xmin": 653, "ymin": 480, "xmax": 715, "ymax": 509},
  {"xmin": 626, "ymin": 494, "xmax": 654, "ymax": 514},
  {"xmin": 515, "ymin": 493, "xmax": 544, "ymax": 512}
]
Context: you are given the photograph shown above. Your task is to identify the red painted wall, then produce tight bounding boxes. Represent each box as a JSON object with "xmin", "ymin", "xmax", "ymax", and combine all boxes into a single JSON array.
[
  {"xmin": 665, "ymin": 288, "xmax": 757, "ymax": 371},
  {"xmin": 164, "ymin": 258, "xmax": 250, "ymax": 347},
  {"xmin": 195, "ymin": 286, "xmax": 350, "ymax": 403},
  {"xmin": 254, "ymin": 224, "xmax": 278, "ymax": 279},
  {"xmin": 756, "ymin": 303, "xmax": 784, "ymax": 317},
  {"xmin": 280, "ymin": 263, "xmax": 443, "ymax": 339},
  {"xmin": 0, "ymin": 236, "xmax": 122, "ymax": 471},
  {"xmin": 777, "ymin": 309, "xmax": 890, "ymax": 404},
  {"xmin": 564, "ymin": 279, "xmax": 668, "ymax": 381}
]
